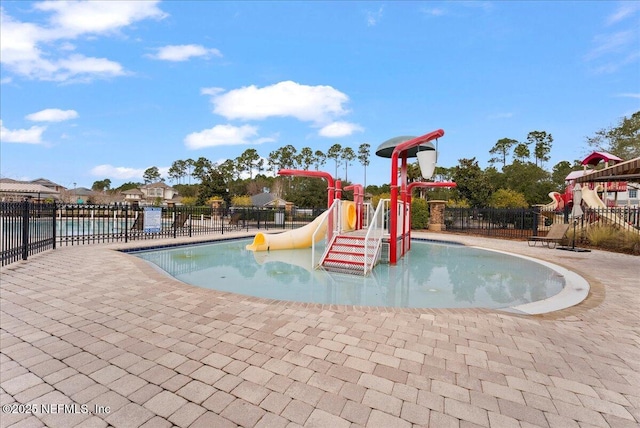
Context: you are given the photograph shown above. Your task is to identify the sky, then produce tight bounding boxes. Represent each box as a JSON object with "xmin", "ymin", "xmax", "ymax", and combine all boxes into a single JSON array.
[{"xmin": 1, "ymin": 1, "xmax": 639, "ymax": 190}]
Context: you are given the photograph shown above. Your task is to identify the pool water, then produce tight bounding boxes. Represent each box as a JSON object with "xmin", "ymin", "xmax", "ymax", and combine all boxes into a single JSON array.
[{"xmin": 133, "ymin": 239, "xmax": 565, "ymax": 309}]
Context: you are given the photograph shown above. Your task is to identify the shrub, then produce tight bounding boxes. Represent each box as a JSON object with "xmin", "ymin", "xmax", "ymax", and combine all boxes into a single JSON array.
[
  {"xmin": 586, "ymin": 225, "xmax": 618, "ymax": 248},
  {"xmin": 181, "ymin": 196, "xmax": 197, "ymax": 206},
  {"xmin": 411, "ymin": 198, "xmax": 429, "ymax": 230},
  {"xmin": 232, "ymin": 195, "xmax": 253, "ymax": 207},
  {"xmin": 488, "ymin": 189, "xmax": 528, "ymax": 208}
]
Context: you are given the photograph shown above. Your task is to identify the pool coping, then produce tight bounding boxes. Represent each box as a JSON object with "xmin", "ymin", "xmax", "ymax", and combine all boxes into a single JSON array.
[{"xmin": 118, "ymin": 233, "xmax": 591, "ymax": 316}]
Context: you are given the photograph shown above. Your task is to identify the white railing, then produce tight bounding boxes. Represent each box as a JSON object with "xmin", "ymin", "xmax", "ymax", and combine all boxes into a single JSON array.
[
  {"xmin": 311, "ymin": 199, "xmax": 341, "ymax": 268},
  {"xmin": 363, "ymin": 199, "xmax": 388, "ymax": 275}
]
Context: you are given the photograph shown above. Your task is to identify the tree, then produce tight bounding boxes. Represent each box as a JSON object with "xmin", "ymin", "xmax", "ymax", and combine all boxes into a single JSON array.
[
  {"xmin": 551, "ymin": 160, "xmax": 580, "ymax": 190},
  {"xmin": 217, "ymin": 159, "xmax": 237, "ymax": 183},
  {"xmin": 236, "ymin": 149, "xmax": 260, "ymax": 179},
  {"xmin": 489, "ymin": 138, "xmax": 517, "ymax": 168},
  {"xmin": 327, "ymin": 143, "xmax": 343, "ymax": 178},
  {"xmin": 358, "ymin": 143, "xmax": 371, "ymax": 189},
  {"xmin": 197, "ymin": 169, "xmax": 229, "ymax": 205},
  {"xmin": 91, "ymin": 179, "xmax": 111, "ymax": 192},
  {"xmin": 341, "ymin": 147, "xmax": 356, "ymax": 181},
  {"xmin": 451, "ymin": 158, "xmax": 494, "ymax": 208},
  {"xmin": 143, "ymin": 166, "xmax": 161, "ymax": 184},
  {"xmin": 297, "ymin": 147, "xmax": 315, "ymax": 171},
  {"xmin": 513, "ymin": 143, "xmax": 530, "ymax": 162},
  {"xmin": 586, "ymin": 111, "xmax": 640, "ymax": 160},
  {"xmin": 185, "ymin": 158, "xmax": 195, "ymax": 184},
  {"xmin": 314, "ymin": 150, "xmax": 327, "ymax": 171},
  {"xmin": 193, "ymin": 157, "xmax": 213, "ymax": 182},
  {"xmin": 168, "ymin": 160, "xmax": 187, "ymax": 184},
  {"xmin": 527, "ymin": 131, "xmax": 553, "ymax": 168},
  {"xmin": 502, "ymin": 160, "xmax": 554, "ymax": 205}
]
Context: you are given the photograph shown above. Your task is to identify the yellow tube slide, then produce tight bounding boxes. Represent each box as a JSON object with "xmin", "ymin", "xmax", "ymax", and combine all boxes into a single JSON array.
[{"xmin": 246, "ymin": 201, "xmax": 357, "ymax": 252}]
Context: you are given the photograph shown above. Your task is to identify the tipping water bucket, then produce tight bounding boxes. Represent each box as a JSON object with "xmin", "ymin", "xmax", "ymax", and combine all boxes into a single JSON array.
[{"xmin": 416, "ymin": 144, "xmax": 437, "ymax": 179}]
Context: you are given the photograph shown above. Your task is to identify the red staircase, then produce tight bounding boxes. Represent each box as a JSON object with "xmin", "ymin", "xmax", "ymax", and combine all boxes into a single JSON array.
[{"xmin": 320, "ymin": 231, "xmax": 380, "ymax": 275}]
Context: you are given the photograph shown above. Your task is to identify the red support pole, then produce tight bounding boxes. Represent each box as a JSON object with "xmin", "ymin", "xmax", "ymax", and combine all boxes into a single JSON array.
[
  {"xmin": 345, "ymin": 184, "xmax": 364, "ymax": 229},
  {"xmin": 278, "ymin": 169, "xmax": 337, "ymax": 240},
  {"xmin": 278, "ymin": 169, "xmax": 335, "ymax": 209},
  {"xmin": 389, "ymin": 129, "xmax": 445, "ymax": 265}
]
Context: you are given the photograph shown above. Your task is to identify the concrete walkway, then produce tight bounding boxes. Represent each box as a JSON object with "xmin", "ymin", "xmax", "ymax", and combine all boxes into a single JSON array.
[{"xmin": 1, "ymin": 232, "xmax": 638, "ymax": 427}]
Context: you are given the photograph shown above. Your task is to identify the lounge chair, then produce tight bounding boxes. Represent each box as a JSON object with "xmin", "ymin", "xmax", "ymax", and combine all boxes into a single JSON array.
[
  {"xmin": 528, "ymin": 223, "xmax": 570, "ymax": 249},
  {"xmin": 228, "ymin": 213, "xmax": 242, "ymax": 229}
]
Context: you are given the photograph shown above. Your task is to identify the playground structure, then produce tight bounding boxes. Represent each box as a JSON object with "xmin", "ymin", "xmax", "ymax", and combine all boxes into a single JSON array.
[
  {"xmin": 541, "ymin": 152, "xmax": 639, "ymax": 234},
  {"xmin": 245, "ymin": 129, "xmax": 457, "ymax": 275}
]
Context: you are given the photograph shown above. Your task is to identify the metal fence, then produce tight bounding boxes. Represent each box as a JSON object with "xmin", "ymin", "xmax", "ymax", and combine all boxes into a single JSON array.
[
  {"xmin": 445, "ymin": 207, "xmax": 542, "ymax": 239},
  {"xmin": 1, "ymin": 201, "xmax": 56, "ymax": 266},
  {"xmin": 4, "ymin": 202, "xmax": 638, "ymax": 266},
  {"xmin": 1, "ymin": 202, "xmax": 325, "ymax": 266},
  {"xmin": 445, "ymin": 206, "xmax": 640, "ymax": 239}
]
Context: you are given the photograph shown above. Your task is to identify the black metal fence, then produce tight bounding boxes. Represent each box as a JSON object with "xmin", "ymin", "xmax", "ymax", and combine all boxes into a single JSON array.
[
  {"xmin": 4, "ymin": 202, "xmax": 639, "ymax": 266},
  {"xmin": 1, "ymin": 201, "xmax": 56, "ymax": 266},
  {"xmin": 445, "ymin": 206, "xmax": 640, "ymax": 239},
  {"xmin": 445, "ymin": 207, "xmax": 542, "ymax": 239},
  {"xmin": 1, "ymin": 202, "xmax": 325, "ymax": 266}
]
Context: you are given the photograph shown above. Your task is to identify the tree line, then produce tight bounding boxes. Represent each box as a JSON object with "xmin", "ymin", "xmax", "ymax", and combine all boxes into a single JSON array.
[{"xmin": 92, "ymin": 111, "xmax": 638, "ymax": 209}]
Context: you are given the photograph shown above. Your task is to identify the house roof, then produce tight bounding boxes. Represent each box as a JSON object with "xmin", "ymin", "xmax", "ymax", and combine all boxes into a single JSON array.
[
  {"xmin": 0, "ymin": 182, "xmax": 60, "ymax": 196},
  {"xmin": 251, "ymin": 192, "xmax": 288, "ymax": 207},
  {"xmin": 575, "ymin": 157, "xmax": 640, "ymax": 184},
  {"xmin": 141, "ymin": 181, "xmax": 172, "ymax": 189},
  {"xmin": 30, "ymin": 178, "xmax": 64, "ymax": 188},
  {"xmin": 73, "ymin": 187, "xmax": 95, "ymax": 196},
  {"xmin": 123, "ymin": 188, "xmax": 144, "ymax": 195},
  {"xmin": 581, "ymin": 151, "xmax": 623, "ymax": 166}
]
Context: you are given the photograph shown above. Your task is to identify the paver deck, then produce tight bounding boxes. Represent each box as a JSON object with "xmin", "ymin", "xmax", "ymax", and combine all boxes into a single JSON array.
[{"xmin": 1, "ymin": 231, "xmax": 638, "ymax": 427}]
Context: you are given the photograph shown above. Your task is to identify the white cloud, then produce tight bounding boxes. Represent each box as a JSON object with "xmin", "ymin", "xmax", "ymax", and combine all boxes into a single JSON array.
[
  {"xmin": 366, "ymin": 7, "xmax": 384, "ymax": 26},
  {"xmin": 0, "ymin": 119, "xmax": 46, "ymax": 144},
  {"xmin": 584, "ymin": 30, "xmax": 639, "ymax": 74},
  {"xmin": 616, "ymin": 93, "xmax": 640, "ymax": 99},
  {"xmin": 90, "ymin": 164, "xmax": 144, "ymax": 180},
  {"xmin": 148, "ymin": 44, "xmax": 222, "ymax": 62},
  {"xmin": 184, "ymin": 124, "xmax": 261, "ymax": 149},
  {"xmin": 422, "ymin": 8, "xmax": 446, "ymax": 17},
  {"xmin": 585, "ymin": 31, "xmax": 634, "ymax": 61},
  {"xmin": 318, "ymin": 121, "xmax": 364, "ymax": 138},
  {"xmin": 26, "ymin": 108, "xmax": 79, "ymax": 122},
  {"xmin": 34, "ymin": 0, "xmax": 167, "ymax": 38},
  {"xmin": 209, "ymin": 81, "xmax": 350, "ymax": 124},
  {"xmin": 0, "ymin": 1, "xmax": 165, "ymax": 82},
  {"xmin": 606, "ymin": 2, "xmax": 640, "ymax": 26},
  {"xmin": 201, "ymin": 87, "xmax": 225, "ymax": 96}
]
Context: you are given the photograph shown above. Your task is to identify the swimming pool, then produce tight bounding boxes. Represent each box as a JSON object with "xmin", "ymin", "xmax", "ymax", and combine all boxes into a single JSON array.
[{"xmin": 133, "ymin": 238, "xmax": 568, "ymax": 310}]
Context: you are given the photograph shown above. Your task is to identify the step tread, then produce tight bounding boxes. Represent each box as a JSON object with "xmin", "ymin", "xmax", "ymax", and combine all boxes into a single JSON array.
[{"xmin": 324, "ymin": 258, "xmax": 365, "ymax": 266}]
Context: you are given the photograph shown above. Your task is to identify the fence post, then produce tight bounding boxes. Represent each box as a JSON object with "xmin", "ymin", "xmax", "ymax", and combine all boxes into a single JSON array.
[
  {"xmin": 52, "ymin": 203, "xmax": 57, "ymax": 250},
  {"xmin": 21, "ymin": 200, "xmax": 29, "ymax": 261},
  {"xmin": 173, "ymin": 207, "xmax": 177, "ymax": 239},
  {"xmin": 532, "ymin": 207, "xmax": 539, "ymax": 237},
  {"xmin": 124, "ymin": 205, "xmax": 129, "ymax": 243}
]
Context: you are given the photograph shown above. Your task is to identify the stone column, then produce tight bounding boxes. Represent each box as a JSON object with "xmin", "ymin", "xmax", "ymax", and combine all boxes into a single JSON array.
[{"xmin": 428, "ymin": 200, "xmax": 447, "ymax": 231}]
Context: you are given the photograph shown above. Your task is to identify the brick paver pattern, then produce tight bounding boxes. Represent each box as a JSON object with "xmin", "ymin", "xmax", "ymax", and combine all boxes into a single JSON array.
[{"xmin": 1, "ymin": 231, "xmax": 638, "ymax": 427}]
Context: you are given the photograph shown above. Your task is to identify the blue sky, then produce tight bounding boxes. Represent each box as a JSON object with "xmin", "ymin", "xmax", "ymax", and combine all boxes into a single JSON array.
[{"xmin": 1, "ymin": 1, "xmax": 639, "ymax": 189}]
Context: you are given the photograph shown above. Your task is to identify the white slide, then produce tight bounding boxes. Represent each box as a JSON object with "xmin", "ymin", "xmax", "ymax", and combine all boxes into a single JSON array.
[
  {"xmin": 581, "ymin": 186, "xmax": 639, "ymax": 233},
  {"xmin": 246, "ymin": 201, "xmax": 357, "ymax": 252}
]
